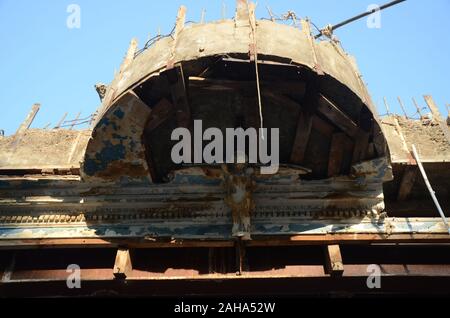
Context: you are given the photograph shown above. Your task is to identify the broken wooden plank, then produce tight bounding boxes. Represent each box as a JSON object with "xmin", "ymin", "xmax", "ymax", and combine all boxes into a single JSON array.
[
  {"xmin": 317, "ymin": 94, "xmax": 358, "ymax": 138},
  {"xmin": 328, "ymin": 133, "xmax": 346, "ymax": 177},
  {"xmin": 424, "ymin": 95, "xmax": 450, "ymax": 145},
  {"xmin": 397, "ymin": 165, "xmax": 418, "ymax": 201},
  {"xmin": 15, "ymin": 103, "xmax": 40, "ymax": 135},
  {"xmin": 324, "ymin": 245, "xmax": 344, "ymax": 277},
  {"xmin": 165, "ymin": 65, "xmax": 191, "ymax": 129},
  {"xmin": 145, "ymin": 98, "xmax": 175, "ymax": 131},
  {"xmin": 113, "ymin": 248, "xmax": 133, "ymax": 279},
  {"xmin": 290, "ymin": 110, "xmax": 312, "ymax": 164},
  {"xmin": 189, "ymin": 77, "xmax": 306, "ymax": 96}
]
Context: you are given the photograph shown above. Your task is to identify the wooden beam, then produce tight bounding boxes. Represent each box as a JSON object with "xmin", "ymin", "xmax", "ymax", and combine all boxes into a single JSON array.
[
  {"xmin": 317, "ymin": 94, "xmax": 358, "ymax": 138},
  {"xmin": 165, "ymin": 65, "xmax": 191, "ymax": 129},
  {"xmin": 397, "ymin": 166, "xmax": 418, "ymax": 201},
  {"xmin": 290, "ymin": 110, "xmax": 312, "ymax": 164},
  {"xmin": 352, "ymin": 132, "xmax": 369, "ymax": 164},
  {"xmin": 312, "ymin": 115, "xmax": 334, "ymax": 138},
  {"xmin": 328, "ymin": 133, "xmax": 346, "ymax": 177},
  {"xmin": 113, "ymin": 248, "xmax": 133, "ymax": 279},
  {"xmin": 424, "ymin": 95, "xmax": 450, "ymax": 145},
  {"xmin": 324, "ymin": 245, "xmax": 344, "ymax": 277},
  {"xmin": 145, "ymin": 98, "xmax": 175, "ymax": 131},
  {"xmin": 15, "ymin": 103, "xmax": 40, "ymax": 135},
  {"xmin": 1, "ymin": 252, "xmax": 16, "ymax": 283},
  {"xmin": 189, "ymin": 77, "xmax": 306, "ymax": 96}
]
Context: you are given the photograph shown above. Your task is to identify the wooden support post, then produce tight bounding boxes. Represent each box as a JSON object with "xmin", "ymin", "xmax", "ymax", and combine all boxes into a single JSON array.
[
  {"xmin": 397, "ymin": 166, "xmax": 418, "ymax": 201},
  {"xmin": 424, "ymin": 95, "xmax": 450, "ymax": 145},
  {"xmin": 16, "ymin": 103, "xmax": 40, "ymax": 135},
  {"xmin": 290, "ymin": 110, "xmax": 312, "ymax": 164},
  {"xmin": 165, "ymin": 65, "xmax": 191, "ymax": 129},
  {"xmin": 317, "ymin": 94, "xmax": 359, "ymax": 138},
  {"xmin": 1, "ymin": 252, "xmax": 16, "ymax": 283},
  {"xmin": 328, "ymin": 133, "xmax": 346, "ymax": 177},
  {"xmin": 352, "ymin": 132, "xmax": 369, "ymax": 164},
  {"xmin": 113, "ymin": 248, "xmax": 133, "ymax": 279},
  {"xmin": 235, "ymin": 239, "xmax": 246, "ymax": 276},
  {"xmin": 324, "ymin": 245, "xmax": 344, "ymax": 277}
]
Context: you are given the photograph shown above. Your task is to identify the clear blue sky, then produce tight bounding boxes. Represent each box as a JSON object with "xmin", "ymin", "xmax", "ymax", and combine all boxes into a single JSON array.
[{"xmin": 0, "ymin": 0, "xmax": 449, "ymax": 135}]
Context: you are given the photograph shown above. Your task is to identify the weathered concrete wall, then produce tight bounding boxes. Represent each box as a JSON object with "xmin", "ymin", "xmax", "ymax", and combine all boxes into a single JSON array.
[{"xmin": 381, "ymin": 116, "xmax": 450, "ymax": 163}]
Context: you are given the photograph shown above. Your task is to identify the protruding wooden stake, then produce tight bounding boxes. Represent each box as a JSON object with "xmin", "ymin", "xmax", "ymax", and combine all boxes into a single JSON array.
[
  {"xmin": 200, "ymin": 8, "xmax": 206, "ymax": 23},
  {"xmin": 55, "ymin": 112, "xmax": 68, "ymax": 129},
  {"xmin": 16, "ymin": 103, "xmax": 40, "ymax": 135},
  {"xmin": 113, "ymin": 248, "xmax": 133, "ymax": 279},
  {"xmin": 397, "ymin": 96, "xmax": 408, "ymax": 118},
  {"xmin": 412, "ymin": 97, "xmax": 424, "ymax": 119},
  {"xmin": 383, "ymin": 97, "xmax": 390, "ymax": 115},
  {"xmin": 120, "ymin": 38, "xmax": 138, "ymax": 73}
]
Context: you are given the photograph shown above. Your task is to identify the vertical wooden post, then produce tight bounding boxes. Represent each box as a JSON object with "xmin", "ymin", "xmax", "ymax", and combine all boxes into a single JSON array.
[
  {"xmin": 324, "ymin": 245, "xmax": 344, "ymax": 277},
  {"xmin": 113, "ymin": 248, "xmax": 133, "ymax": 279}
]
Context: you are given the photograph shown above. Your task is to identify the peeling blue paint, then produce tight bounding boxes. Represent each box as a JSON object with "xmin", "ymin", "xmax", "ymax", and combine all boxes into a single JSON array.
[
  {"xmin": 113, "ymin": 108, "xmax": 125, "ymax": 119},
  {"xmin": 84, "ymin": 142, "xmax": 126, "ymax": 176}
]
